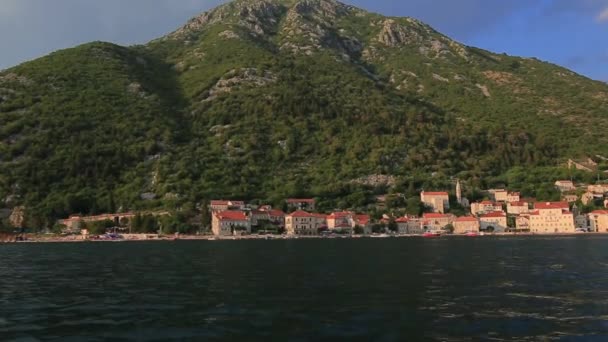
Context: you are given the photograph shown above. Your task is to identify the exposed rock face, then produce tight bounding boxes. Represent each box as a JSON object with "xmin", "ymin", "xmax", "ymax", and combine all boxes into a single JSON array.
[
  {"xmin": 9, "ymin": 206, "xmax": 25, "ymax": 228},
  {"xmin": 377, "ymin": 19, "xmax": 422, "ymax": 47},
  {"xmin": 0, "ymin": 73, "xmax": 32, "ymax": 86},
  {"xmin": 169, "ymin": 0, "xmax": 285, "ymax": 39},
  {"xmin": 352, "ymin": 174, "xmax": 397, "ymax": 187},
  {"xmin": 202, "ymin": 68, "xmax": 277, "ymax": 102},
  {"xmin": 476, "ymin": 84, "xmax": 491, "ymax": 98}
]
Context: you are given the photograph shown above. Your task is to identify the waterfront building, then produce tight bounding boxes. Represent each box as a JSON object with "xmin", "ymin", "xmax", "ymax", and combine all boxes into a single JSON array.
[
  {"xmin": 59, "ymin": 212, "xmax": 138, "ymax": 232},
  {"xmin": 395, "ymin": 217, "xmax": 410, "ymax": 234},
  {"xmin": 453, "ymin": 216, "xmax": 480, "ymax": 234},
  {"xmin": 285, "ymin": 211, "xmax": 318, "ymax": 235},
  {"xmin": 529, "ymin": 202, "xmax": 575, "ymax": 234},
  {"xmin": 420, "ymin": 191, "xmax": 450, "ymax": 213},
  {"xmin": 516, "ymin": 215, "xmax": 530, "ymax": 231},
  {"xmin": 479, "ymin": 211, "xmax": 508, "ymax": 232},
  {"xmin": 212, "ymin": 211, "xmax": 251, "ymax": 236},
  {"xmin": 327, "ymin": 211, "xmax": 354, "ymax": 233},
  {"xmin": 589, "ymin": 210, "xmax": 608, "ymax": 233},
  {"xmin": 422, "ymin": 213, "xmax": 454, "ymax": 231},
  {"xmin": 286, "ymin": 198, "xmax": 316, "ymax": 212}
]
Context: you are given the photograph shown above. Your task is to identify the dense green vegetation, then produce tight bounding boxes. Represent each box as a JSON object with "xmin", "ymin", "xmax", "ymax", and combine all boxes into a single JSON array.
[{"xmin": 1, "ymin": 0, "xmax": 607, "ymax": 230}]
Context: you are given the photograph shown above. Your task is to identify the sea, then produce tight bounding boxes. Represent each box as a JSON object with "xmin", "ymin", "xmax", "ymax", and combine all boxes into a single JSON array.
[{"xmin": 1, "ymin": 236, "xmax": 608, "ymax": 341}]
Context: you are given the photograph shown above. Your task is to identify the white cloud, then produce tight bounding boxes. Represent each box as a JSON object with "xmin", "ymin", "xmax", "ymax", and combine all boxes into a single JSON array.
[{"xmin": 598, "ymin": 7, "xmax": 608, "ymax": 21}]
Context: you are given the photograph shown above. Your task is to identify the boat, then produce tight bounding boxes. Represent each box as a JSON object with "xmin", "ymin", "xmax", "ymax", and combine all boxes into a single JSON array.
[
  {"xmin": 423, "ymin": 231, "xmax": 441, "ymax": 238},
  {"xmin": 465, "ymin": 231, "xmax": 480, "ymax": 237}
]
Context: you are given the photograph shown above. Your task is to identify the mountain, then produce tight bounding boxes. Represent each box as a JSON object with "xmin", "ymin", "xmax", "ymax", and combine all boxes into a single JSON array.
[{"xmin": 1, "ymin": 0, "xmax": 607, "ymax": 227}]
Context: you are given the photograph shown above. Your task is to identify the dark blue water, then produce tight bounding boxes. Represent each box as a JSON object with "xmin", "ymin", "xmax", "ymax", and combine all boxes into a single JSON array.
[{"xmin": 2, "ymin": 236, "xmax": 608, "ymax": 341}]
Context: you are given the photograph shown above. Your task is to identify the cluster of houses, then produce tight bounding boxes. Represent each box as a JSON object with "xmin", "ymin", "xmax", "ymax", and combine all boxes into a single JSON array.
[
  {"xmin": 54, "ymin": 179, "xmax": 608, "ymax": 237},
  {"xmin": 209, "ymin": 199, "xmax": 372, "ymax": 236},
  {"xmin": 416, "ymin": 181, "xmax": 608, "ymax": 234},
  {"xmin": 209, "ymin": 180, "xmax": 608, "ymax": 236}
]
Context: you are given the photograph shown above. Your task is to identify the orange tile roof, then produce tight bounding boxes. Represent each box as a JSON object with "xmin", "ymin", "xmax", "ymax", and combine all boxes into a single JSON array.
[
  {"xmin": 268, "ymin": 210, "xmax": 285, "ymax": 217},
  {"xmin": 534, "ymin": 202, "xmax": 569, "ymax": 210},
  {"xmin": 591, "ymin": 210, "xmax": 608, "ymax": 215},
  {"xmin": 395, "ymin": 217, "xmax": 409, "ymax": 223},
  {"xmin": 288, "ymin": 210, "xmax": 313, "ymax": 218},
  {"xmin": 216, "ymin": 211, "xmax": 248, "ymax": 221},
  {"xmin": 455, "ymin": 216, "xmax": 478, "ymax": 222}
]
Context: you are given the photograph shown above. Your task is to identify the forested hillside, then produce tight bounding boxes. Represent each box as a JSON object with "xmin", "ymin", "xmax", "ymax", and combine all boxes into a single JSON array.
[{"xmin": 1, "ymin": 0, "xmax": 607, "ymax": 228}]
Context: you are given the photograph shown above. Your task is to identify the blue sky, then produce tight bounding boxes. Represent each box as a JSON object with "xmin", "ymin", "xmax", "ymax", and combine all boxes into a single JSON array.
[{"xmin": 0, "ymin": 0, "xmax": 607, "ymax": 81}]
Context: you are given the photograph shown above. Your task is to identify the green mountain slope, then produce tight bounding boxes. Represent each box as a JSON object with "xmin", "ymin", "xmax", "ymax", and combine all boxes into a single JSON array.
[{"xmin": 1, "ymin": 0, "xmax": 607, "ymax": 227}]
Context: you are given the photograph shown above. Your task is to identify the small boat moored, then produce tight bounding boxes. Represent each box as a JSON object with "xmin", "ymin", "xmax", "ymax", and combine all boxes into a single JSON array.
[{"xmin": 423, "ymin": 231, "xmax": 441, "ymax": 238}]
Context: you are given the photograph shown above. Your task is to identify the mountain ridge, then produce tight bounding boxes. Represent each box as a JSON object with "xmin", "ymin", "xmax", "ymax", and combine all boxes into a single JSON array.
[{"xmin": 1, "ymin": 0, "xmax": 607, "ymax": 228}]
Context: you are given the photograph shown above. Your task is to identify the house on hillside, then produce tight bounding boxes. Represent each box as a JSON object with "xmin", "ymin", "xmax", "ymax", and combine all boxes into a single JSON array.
[
  {"xmin": 210, "ymin": 200, "xmax": 245, "ymax": 213},
  {"xmin": 286, "ymin": 198, "xmax": 316, "ymax": 212},
  {"xmin": 507, "ymin": 201, "xmax": 529, "ymax": 215},
  {"xmin": 554, "ymin": 180, "xmax": 576, "ymax": 192},
  {"xmin": 420, "ymin": 191, "xmax": 450, "ymax": 213},
  {"xmin": 471, "ymin": 201, "xmax": 503, "ymax": 216}
]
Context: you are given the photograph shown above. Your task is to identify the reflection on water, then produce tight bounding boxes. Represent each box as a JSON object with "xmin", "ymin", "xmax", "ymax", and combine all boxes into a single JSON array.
[{"xmin": 1, "ymin": 236, "xmax": 608, "ymax": 340}]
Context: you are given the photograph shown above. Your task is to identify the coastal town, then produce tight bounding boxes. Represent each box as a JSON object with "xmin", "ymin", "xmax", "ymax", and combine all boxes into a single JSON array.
[{"xmin": 21, "ymin": 178, "xmax": 607, "ymax": 242}]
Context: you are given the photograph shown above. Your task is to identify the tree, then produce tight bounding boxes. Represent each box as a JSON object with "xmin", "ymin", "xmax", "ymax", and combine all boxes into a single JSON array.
[
  {"xmin": 372, "ymin": 223, "xmax": 386, "ymax": 234},
  {"xmin": 444, "ymin": 224, "xmax": 454, "ymax": 234},
  {"xmin": 354, "ymin": 225, "xmax": 364, "ymax": 235},
  {"xmin": 405, "ymin": 197, "xmax": 423, "ymax": 216},
  {"xmin": 387, "ymin": 218, "xmax": 398, "ymax": 232}
]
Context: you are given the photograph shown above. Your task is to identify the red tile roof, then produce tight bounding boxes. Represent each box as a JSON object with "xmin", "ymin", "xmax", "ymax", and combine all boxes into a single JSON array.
[
  {"xmin": 455, "ymin": 216, "xmax": 478, "ymax": 222},
  {"xmin": 534, "ymin": 202, "xmax": 569, "ymax": 210},
  {"xmin": 328, "ymin": 211, "xmax": 353, "ymax": 219},
  {"xmin": 591, "ymin": 210, "xmax": 608, "ymax": 215},
  {"xmin": 288, "ymin": 210, "xmax": 313, "ymax": 218},
  {"xmin": 216, "ymin": 211, "xmax": 248, "ymax": 221},
  {"xmin": 355, "ymin": 214, "xmax": 371, "ymax": 225},
  {"xmin": 480, "ymin": 211, "xmax": 506, "ymax": 218},
  {"xmin": 395, "ymin": 217, "xmax": 409, "ymax": 223},
  {"xmin": 268, "ymin": 210, "xmax": 285, "ymax": 217}
]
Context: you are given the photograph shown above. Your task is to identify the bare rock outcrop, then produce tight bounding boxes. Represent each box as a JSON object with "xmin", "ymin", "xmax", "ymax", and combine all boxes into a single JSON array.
[{"xmin": 202, "ymin": 68, "xmax": 277, "ymax": 102}]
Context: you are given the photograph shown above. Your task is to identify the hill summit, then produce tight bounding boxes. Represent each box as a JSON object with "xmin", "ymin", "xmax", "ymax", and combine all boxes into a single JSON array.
[{"xmin": 1, "ymin": 0, "xmax": 607, "ymax": 227}]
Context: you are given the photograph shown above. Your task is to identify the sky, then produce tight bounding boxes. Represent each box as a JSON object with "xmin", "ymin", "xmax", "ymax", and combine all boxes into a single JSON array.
[{"xmin": 0, "ymin": 0, "xmax": 607, "ymax": 81}]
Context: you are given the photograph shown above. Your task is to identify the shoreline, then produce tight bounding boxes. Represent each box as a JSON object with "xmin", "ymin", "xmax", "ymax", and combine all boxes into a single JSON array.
[{"xmin": 3, "ymin": 232, "xmax": 608, "ymax": 244}]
